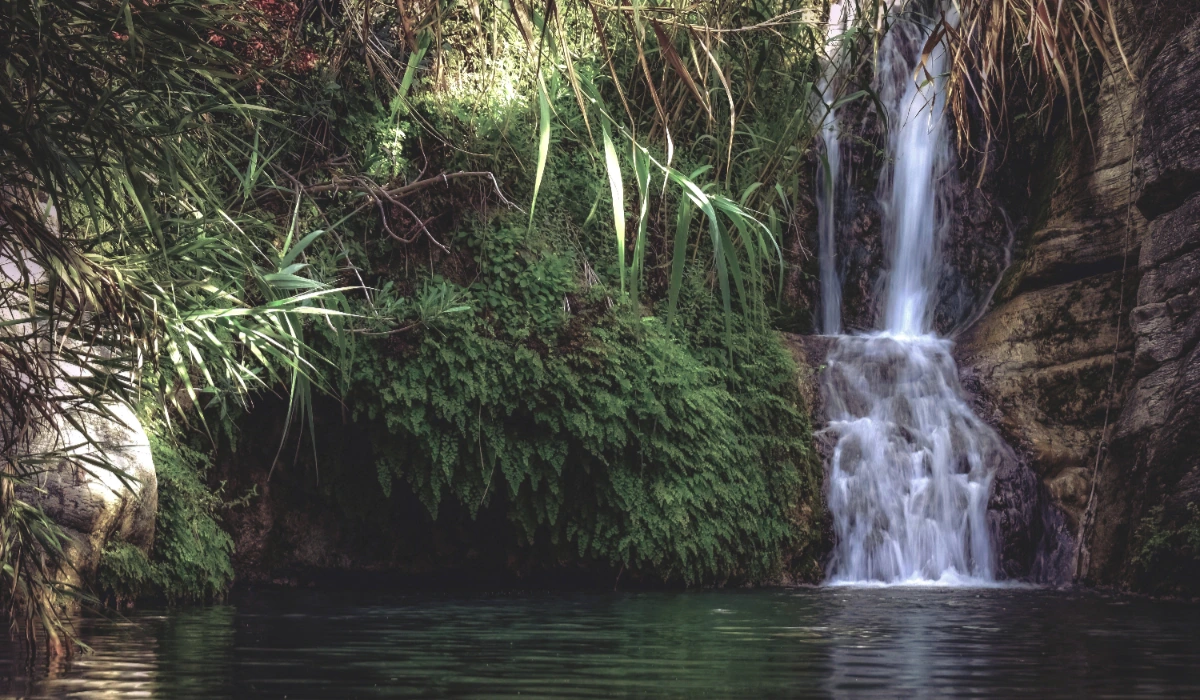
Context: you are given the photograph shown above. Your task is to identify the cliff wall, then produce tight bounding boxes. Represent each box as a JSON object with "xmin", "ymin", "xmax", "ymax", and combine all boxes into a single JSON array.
[{"xmin": 959, "ymin": 0, "xmax": 1200, "ymax": 590}]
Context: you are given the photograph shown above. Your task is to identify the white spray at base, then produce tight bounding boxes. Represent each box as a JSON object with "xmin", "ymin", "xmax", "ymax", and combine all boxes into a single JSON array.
[{"xmin": 822, "ymin": 7, "xmax": 1013, "ymax": 585}]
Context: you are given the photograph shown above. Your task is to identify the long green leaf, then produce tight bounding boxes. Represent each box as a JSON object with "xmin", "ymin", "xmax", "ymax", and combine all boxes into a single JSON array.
[
  {"xmin": 674, "ymin": 177, "xmax": 733, "ymax": 361},
  {"xmin": 666, "ymin": 195, "xmax": 694, "ymax": 330},
  {"xmin": 630, "ymin": 143, "xmax": 651, "ymax": 303},
  {"xmin": 280, "ymin": 229, "xmax": 326, "ymax": 268},
  {"xmin": 399, "ymin": 31, "xmax": 431, "ymax": 101},
  {"xmin": 601, "ymin": 121, "xmax": 626, "ymax": 295},
  {"xmin": 528, "ymin": 73, "xmax": 552, "ymax": 231}
]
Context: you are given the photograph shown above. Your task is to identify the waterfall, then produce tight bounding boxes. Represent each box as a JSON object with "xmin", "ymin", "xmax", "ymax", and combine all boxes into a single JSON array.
[
  {"xmin": 879, "ymin": 11, "xmax": 949, "ymax": 338},
  {"xmin": 823, "ymin": 333, "xmax": 1005, "ymax": 584},
  {"xmin": 814, "ymin": 1, "xmax": 855, "ymax": 335},
  {"xmin": 822, "ymin": 7, "xmax": 1012, "ymax": 585}
]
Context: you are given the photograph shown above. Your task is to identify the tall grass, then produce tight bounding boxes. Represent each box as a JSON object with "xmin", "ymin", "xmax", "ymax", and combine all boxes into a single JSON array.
[{"xmin": 359, "ymin": 0, "xmax": 836, "ymax": 347}]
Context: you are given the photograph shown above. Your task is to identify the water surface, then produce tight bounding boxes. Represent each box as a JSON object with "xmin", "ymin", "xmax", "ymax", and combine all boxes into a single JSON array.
[{"xmin": 3, "ymin": 586, "xmax": 1199, "ymax": 698}]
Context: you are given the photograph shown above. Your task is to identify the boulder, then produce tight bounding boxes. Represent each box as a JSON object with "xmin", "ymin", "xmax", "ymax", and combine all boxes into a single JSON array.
[{"xmin": 15, "ymin": 401, "xmax": 157, "ymax": 589}]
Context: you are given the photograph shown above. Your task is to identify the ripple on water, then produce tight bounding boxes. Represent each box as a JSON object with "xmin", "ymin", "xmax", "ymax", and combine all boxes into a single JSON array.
[{"xmin": 1, "ymin": 587, "xmax": 1198, "ymax": 699}]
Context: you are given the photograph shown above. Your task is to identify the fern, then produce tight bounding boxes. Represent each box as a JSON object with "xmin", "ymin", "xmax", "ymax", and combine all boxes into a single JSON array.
[{"xmin": 338, "ymin": 222, "xmax": 822, "ymax": 584}]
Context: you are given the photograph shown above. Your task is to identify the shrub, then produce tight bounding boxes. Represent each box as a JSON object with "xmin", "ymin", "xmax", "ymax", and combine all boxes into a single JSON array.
[{"xmin": 1131, "ymin": 503, "xmax": 1200, "ymax": 596}]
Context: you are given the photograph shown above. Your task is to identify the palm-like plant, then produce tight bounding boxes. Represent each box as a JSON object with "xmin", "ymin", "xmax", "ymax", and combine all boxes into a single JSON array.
[{"xmin": 1, "ymin": 0, "xmax": 343, "ymax": 653}]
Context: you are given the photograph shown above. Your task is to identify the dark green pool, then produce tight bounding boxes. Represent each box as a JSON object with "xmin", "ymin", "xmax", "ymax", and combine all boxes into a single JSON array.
[{"xmin": 4, "ymin": 586, "xmax": 1199, "ymax": 698}]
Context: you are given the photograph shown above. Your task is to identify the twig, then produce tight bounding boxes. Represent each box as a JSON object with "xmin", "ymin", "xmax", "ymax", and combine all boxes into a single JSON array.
[
  {"xmin": 375, "ymin": 196, "xmax": 398, "ymax": 239},
  {"xmin": 267, "ymin": 171, "xmax": 521, "ymax": 212},
  {"xmin": 353, "ymin": 321, "xmax": 421, "ymax": 336},
  {"xmin": 271, "ymin": 170, "xmax": 520, "ymax": 249}
]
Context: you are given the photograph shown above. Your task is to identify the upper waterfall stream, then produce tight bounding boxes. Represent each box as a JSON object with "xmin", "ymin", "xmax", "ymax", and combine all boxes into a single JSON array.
[
  {"xmin": 815, "ymin": 0, "xmax": 855, "ymax": 335},
  {"xmin": 820, "ymin": 7, "xmax": 1014, "ymax": 585}
]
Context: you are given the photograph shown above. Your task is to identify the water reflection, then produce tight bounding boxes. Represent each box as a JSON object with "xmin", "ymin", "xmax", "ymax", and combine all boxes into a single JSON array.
[{"xmin": 2, "ymin": 587, "xmax": 1199, "ymax": 698}]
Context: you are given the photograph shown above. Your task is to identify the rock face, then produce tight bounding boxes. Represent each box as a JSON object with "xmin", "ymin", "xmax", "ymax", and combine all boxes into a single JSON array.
[
  {"xmin": 955, "ymin": 40, "xmax": 1143, "ymax": 579},
  {"xmin": 1086, "ymin": 4, "xmax": 1200, "ymax": 588},
  {"xmin": 957, "ymin": 0, "xmax": 1200, "ymax": 587},
  {"xmin": 16, "ymin": 402, "xmax": 157, "ymax": 589}
]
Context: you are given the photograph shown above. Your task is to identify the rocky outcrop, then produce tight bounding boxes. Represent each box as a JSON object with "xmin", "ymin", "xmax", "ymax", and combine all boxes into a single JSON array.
[
  {"xmin": 16, "ymin": 402, "xmax": 157, "ymax": 589},
  {"xmin": 2, "ymin": 214, "xmax": 158, "ymax": 591},
  {"xmin": 958, "ymin": 0, "xmax": 1200, "ymax": 588},
  {"xmin": 1085, "ymin": 7, "xmax": 1200, "ymax": 588}
]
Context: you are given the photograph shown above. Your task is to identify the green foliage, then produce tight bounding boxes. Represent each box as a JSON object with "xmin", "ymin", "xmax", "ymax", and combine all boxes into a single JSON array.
[
  {"xmin": 98, "ymin": 434, "xmax": 234, "ymax": 604},
  {"xmin": 463, "ymin": 224, "xmax": 576, "ymax": 338},
  {"xmin": 4, "ymin": 0, "xmax": 833, "ymax": 634},
  {"xmin": 265, "ymin": 0, "xmax": 831, "ymax": 585},
  {"xmin": 1131, "ymin": 503, "xmax": 1200, "ymax": 596},
  {"xmin": 340, "ymin": 220, "xmax": 820, "ymax": 584}
]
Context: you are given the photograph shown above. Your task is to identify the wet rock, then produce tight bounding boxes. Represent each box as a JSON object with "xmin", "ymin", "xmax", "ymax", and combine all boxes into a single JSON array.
[{"xmin": 986, "ymin": 448, "xmax": 1040, "ymax": 580}]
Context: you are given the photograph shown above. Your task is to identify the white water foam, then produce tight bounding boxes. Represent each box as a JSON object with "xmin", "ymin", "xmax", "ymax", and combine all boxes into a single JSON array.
[{"xmin": 823, "ymin": 333, "xmax": 1006, "ymax": 585}]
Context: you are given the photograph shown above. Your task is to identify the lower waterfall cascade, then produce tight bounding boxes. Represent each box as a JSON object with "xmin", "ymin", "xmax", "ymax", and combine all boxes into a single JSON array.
[{"xmin": 820, "ymin": 6, "xmax": 1016, "ymax": 585}]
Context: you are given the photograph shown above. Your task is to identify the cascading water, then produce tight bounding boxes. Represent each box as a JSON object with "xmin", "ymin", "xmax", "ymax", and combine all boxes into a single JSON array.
[
  {"xmin": 823, "ymin": 333, "xmax": 1006, "ymax": 584},
  {"xmin": 822, "ymin": 6, "xmax": 1014, "ymax": 585}
]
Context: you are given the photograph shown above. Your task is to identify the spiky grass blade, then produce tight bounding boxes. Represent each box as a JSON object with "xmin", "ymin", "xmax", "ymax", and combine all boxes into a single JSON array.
[
  {"xmin": 399, "ymin": 31, "xmax": 431, "ymax": 100},
  {"xmin": 673, "ymin": 177, "xmax": 733, "ymax": 360},
  {"xmin": 651, "ymin": 21, "xmax": 712, "ymax": 122},
  {"xmin": 630, "ymin": 143, "xmax": 652, "ymax": 303}
]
